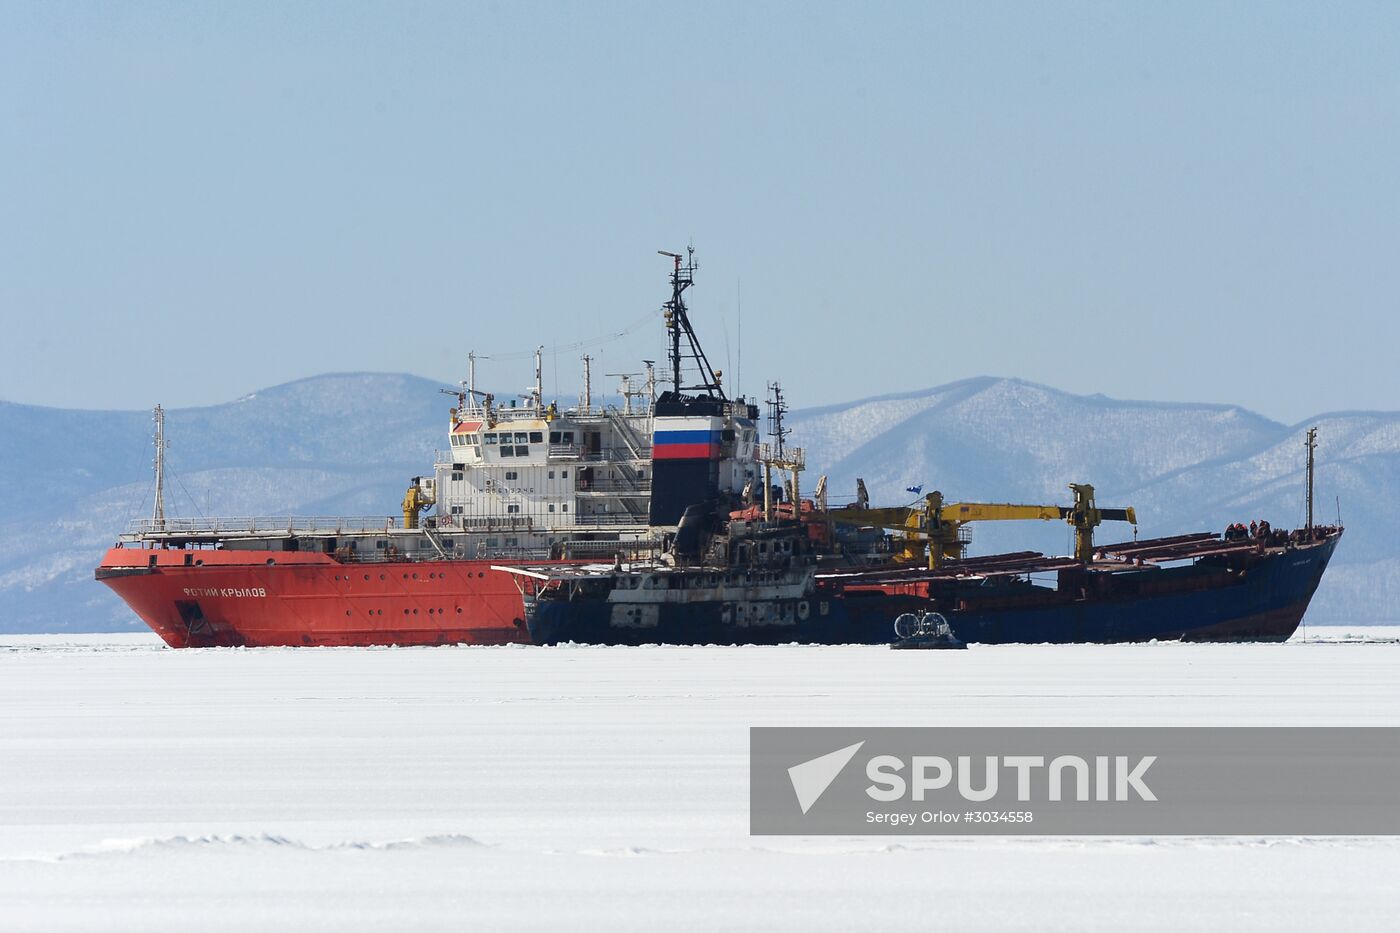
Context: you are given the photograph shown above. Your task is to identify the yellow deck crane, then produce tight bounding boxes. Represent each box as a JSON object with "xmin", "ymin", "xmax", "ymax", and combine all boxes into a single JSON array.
[
  {"xmin": 401, "ymin": 477, "xmax": 436, "ymax": 530},
  {"xmin": 827, "ymin": 483, "xmax": 1136, "ymax": 569}
]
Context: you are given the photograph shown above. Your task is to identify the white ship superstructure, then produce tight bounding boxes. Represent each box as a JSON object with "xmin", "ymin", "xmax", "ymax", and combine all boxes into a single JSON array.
[{"xmin": 425, "ymin": 354, "xmax": 660, "ymax": 548}]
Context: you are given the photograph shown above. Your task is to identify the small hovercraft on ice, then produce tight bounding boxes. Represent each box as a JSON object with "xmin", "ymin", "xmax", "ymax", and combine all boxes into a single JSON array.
[{"xmin": 890, "ymin": 611, "xmax": 966, "ymax": 650}]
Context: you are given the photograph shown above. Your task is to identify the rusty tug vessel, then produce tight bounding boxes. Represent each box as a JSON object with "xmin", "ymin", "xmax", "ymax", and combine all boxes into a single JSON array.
[{"xmin": 97, "ymin": 250, "xmax": 1341, "ymax": 647}]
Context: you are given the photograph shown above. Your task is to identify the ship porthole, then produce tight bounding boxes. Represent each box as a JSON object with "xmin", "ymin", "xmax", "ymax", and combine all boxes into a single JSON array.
[
  {"xmin": 266, "ymin": 559, "xmax": 275, "ymax": 566},
  {"xmin": 797, "ymin": 601, "xmax": 810, "ymax": 620}
]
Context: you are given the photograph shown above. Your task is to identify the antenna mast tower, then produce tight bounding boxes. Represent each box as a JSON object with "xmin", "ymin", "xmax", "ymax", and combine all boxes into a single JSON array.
[
  {"xmin": 152, "ymin": 405, "xmax": 167, "ymax": 530},
  {"xmin": 659, "ymin": 248, "xmax": 725, "ymax": 399},
  {"xmin": 760, "ymin": 381, "xmax": 804, "ymax": 521},
  {"xmin": 1305, "ymin": 427, "xmax": 1318, "ymax": 530}
]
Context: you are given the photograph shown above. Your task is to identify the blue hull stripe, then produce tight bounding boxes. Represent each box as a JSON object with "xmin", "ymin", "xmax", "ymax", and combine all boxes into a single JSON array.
[{"xmin": 654, "ymin": 429, "xmax": 720, "ymax": 445}]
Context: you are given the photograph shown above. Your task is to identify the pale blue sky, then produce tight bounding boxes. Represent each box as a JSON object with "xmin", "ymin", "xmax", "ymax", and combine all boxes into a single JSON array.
[{"xmin": 2, "ymin": 1, "xmax": 1397, "ymax": 422}]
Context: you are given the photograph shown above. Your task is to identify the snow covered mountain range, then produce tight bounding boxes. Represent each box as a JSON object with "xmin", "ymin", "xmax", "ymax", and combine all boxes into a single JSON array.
[{"xmin": 2, "ymin": 373, "xmax": 1395, "ymax": 632}]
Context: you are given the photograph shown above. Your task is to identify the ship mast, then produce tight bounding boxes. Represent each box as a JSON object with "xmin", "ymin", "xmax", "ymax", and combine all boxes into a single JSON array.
[
  {"xmin": 152, "ymin": 405, "xmax": 167, "ymax": 531},
  {"xmin": 1305, "ymin": 426, "xmax": 1318, "ymax": 530},
  {"xmin": 580, "ymin": 354, "xmax": 592, "ymax": 414},
  {"xmin": 659, "ymin": 248, "xmax": 725, "ymax": 400},
  {"xmin": 761, "ymin": 381, "xmax": 804, "ymax": 521},
  {"xmin": 533, "ymin": 345, "xmax": 544, "ymax": 414},
  {"xmin": 767, "ymin": 382, "xmax": 789, "ymax": 457}
]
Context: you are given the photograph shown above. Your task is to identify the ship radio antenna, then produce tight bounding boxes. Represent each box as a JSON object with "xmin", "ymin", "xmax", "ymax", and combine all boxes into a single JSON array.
[
  {"xmin": 468, "ymin": 351, "xmax": 476, "ymax": 400},
  {"xmin": 152, "ymin": 404, "xmax": 167, "ymax": 531},
  {"xmin": 1305, "ymin": 426, "xmax": 1318, "ymax": 530},
  {"xmin": 658, "ymin": 247, "xmax": 725, "ymax": 400},
  {"xmin": 736, "ymin": 277, "xmax": 742, "ymax": 399}
]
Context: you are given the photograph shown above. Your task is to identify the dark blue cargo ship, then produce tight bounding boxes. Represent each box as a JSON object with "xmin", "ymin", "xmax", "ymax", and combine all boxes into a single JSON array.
[{"xmin": 500, "ymin": 519, "xmax": 1343, "ymax": 646}]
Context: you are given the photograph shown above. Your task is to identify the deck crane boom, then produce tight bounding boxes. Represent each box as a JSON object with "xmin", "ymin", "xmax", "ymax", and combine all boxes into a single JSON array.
[{"xmin": 827, "ymin": 484, "xmax": 1136, "ymax": 569}]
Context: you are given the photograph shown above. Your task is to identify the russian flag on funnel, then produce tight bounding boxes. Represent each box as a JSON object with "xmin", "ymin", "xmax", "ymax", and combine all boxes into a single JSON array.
[{"xmin": 653, "ymin": 429, "xmax": 722, "ymax": 460}]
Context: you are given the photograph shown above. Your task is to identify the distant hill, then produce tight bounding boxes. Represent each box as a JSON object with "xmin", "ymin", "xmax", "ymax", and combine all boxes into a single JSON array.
[{"xmin": 1, "ymin": 373, "xmax": 1394, "ymax": 632}]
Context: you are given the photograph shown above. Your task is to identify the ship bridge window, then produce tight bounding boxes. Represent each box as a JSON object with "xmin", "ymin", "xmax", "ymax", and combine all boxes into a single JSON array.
[
  {"xmin": 550, "ymin": 431, "xmax": 560, "ymax": 443},
  {"xmin": 514, "ymin": 446, "xmax": 529, "ymax": 457},
  {"xmin": 501, "ymin": 446, "xmax": 515, "ymax": 458},
  {"xmin": 484, "ymin": 433, "xmax": 498, "ymax": 445},
  {"xmin": 514, "ymin": 432, "xmax": 528, "ymax": 443},
  {"xmin": 529, "ymin": 431, "xmax": 543, "ymax": 443}
]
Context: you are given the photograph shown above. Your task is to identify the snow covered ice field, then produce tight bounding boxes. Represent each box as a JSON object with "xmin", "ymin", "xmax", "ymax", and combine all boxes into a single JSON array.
[{"xmin": 3, "ymin": 629, "xmax": 1400, "ymax": 932}]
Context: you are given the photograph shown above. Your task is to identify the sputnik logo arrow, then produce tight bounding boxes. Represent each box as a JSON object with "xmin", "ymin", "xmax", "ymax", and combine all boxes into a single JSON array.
[{"xmin": 788, "ymin": 741, "xmax": 865, "ymax": 815}]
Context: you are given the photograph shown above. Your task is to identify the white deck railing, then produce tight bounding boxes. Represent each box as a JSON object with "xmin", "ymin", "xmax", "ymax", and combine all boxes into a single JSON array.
[
  {"xmin": 127, "ymin": 516, "xmax": 401, "ymax": 535},
  {"xmin": 127, "ymin": 513, "xmax": 653, "ymax": 537}
]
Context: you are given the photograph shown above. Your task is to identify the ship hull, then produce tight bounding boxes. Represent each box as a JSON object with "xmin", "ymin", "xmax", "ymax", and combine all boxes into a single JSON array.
[
  {"xmin": 97, "ymin": 547, "xmax": 532, "ymax": 647},
  {"xmin": 526, "ymin": 535, "xmax": 1340, "ymax": 646}
]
